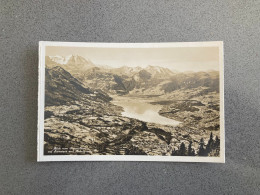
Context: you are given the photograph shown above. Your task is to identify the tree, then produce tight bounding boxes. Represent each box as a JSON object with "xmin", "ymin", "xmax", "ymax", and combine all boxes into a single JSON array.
[
  {"xmin": 188, "ymin": 141, "xmax": 195, "ymax": 156},
  {"xmin": 179, "ymin": 142, "xmax": 186, "ymax": 156},
  {"xmin": 171, "ymin": 148, "xmax": 177, "ymax": 156},
  {"xmin": 206, "ymin": 132, "xmax": 214, "ymax": 154},
  {"xmin": 215, "ymin": 136, "xmax": 220, "ymax": 149},
  {"xmin": 198, "ymin": 138, "xmax": 207, "ymax": 156},
  {"xmin": 125, "ymin": 145, "xmax": 146, "ymax": 155},
  {"xmin": 191, "ymin": 149, "xmax": 195, "ymax": 156},
  {"xmin": 210, "ymin": 132, "xmax": 213, "ymax": 141}
]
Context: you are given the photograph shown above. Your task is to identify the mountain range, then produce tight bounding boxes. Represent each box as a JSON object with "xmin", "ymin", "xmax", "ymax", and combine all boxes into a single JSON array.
[
  {"xmin": 45, "ymin": 55, "xmax": 219, "ymax": 96},
  {"xmin": 47, "ymin": 55, "xmax": 95, "ymax": 75}
]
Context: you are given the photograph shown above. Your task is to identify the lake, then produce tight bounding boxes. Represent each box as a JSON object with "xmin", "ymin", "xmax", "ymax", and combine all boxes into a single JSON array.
[{"xmin": 112, "ymin": 96, "xmax": 180, "ymax": 126}]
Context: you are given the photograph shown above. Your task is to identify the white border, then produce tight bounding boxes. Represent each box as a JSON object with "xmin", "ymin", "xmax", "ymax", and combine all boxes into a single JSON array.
[{"xmin": 38, "ymin": 41, "xmax": 225, "ymax": 163}]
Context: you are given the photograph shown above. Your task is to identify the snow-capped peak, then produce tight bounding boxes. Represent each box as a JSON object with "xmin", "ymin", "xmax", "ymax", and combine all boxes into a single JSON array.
[
  {"xmin": 145, "ymin": 65, "xmax": 172, "ymax": 75},
  {"xmin": 48, "ymin": 55, "xmax": 94, "ymax": 66},
  {"xmin": 49, "ymin": 55, "xmax": 71, "ymax": 64}
]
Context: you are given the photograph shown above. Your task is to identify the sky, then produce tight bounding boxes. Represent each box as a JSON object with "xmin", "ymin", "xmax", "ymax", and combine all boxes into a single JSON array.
[{"xmin": 46, "ymin": 46, "xmax": 220, "ymax": 72}]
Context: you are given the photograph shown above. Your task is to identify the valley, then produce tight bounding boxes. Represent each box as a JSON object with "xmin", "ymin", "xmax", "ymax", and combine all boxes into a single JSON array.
[{"xmin": 43, "ymin": 55, "xmax": 221, "ymax": 156}]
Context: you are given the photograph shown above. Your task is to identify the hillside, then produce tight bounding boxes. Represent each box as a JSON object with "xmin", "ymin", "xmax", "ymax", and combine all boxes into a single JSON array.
[{"xmin": 45, "ymin": 66, "xmax": 111, "ymax": 106}]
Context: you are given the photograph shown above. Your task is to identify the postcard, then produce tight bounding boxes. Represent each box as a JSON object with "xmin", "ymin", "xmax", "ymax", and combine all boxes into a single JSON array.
[{"xmin": 38, "ymin": 41, "xmax": 225, "ymax": 162}]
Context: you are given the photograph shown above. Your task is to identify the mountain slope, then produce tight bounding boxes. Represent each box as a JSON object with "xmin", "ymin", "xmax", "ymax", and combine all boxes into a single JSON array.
[
  {"xmin": 161, "ymin": 71, "xmax": 219, "ymax": 93},
  {"xmin": 45, "ymin": 66, "xmax": 111, "ymax": 106}
]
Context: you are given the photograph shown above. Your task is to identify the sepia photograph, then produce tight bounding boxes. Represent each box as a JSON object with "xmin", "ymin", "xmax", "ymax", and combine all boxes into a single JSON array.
[{"xmin": 38, "ymin": 41, "xmax": 224, "ymax": 162}]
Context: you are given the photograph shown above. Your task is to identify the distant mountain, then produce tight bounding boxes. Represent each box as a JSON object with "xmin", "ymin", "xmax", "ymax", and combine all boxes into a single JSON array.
[
  {"xmin": 66, "ymin": 55, "xmax": 95, "ymax": 67},
  {"xmin": 144, "ymin": 65, "xmax": 174, "ymax": 77},
  {"xmin": 96, "ymin": 64, "xmax": 114, "ymax": 69},
  {"xmin": 75, "ymin": 67, "xmax": 133, "ymax": 95},
  {"xmin": 47, "ymin": 55, "xmax": 95, "ymax": 75},
  {"xmin": 45, "ymin": 55, "xmax": 219, "ymax": 95},
  {"xmin": 48, "ymin": 55, "xmax": 70, "ymax": 64},
  {"xmin": 46, "ymin": 56, "xmax": 173, "ymax": 78},
  {"xmin": 45, "ymin": 66, "xmax": 111, "ymax": 106},
  {"xmin": 49, "ymin": 55, "xmax": 94, "ymax": 66},
  {"xmin": 112, "ymin": 66, "xmax": 143, "ymax": 76},
  {"xmin": 161, "ymin": 71, "xmax": 219, "ymax": 93},
  {"xmin": 74, "ymin": 65, "xmax": 219, "ymax": 95},
  {"xmin": 45, "ymin": 56, "xmax": 59, "ymax": 68},
  {"xmin": 73, "ymin": 65, "xmax": 175, "ymax": 95}
]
